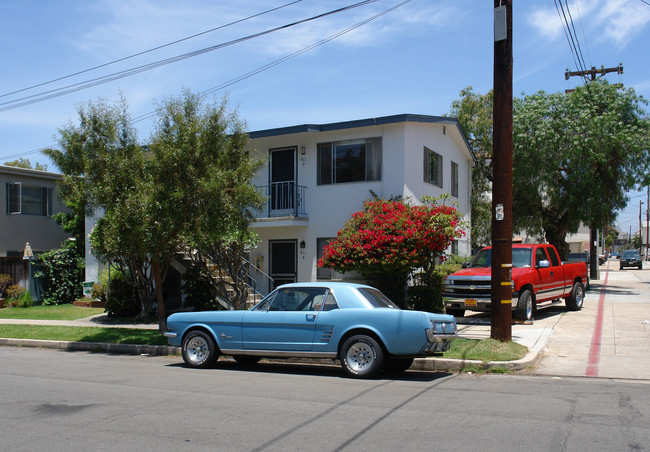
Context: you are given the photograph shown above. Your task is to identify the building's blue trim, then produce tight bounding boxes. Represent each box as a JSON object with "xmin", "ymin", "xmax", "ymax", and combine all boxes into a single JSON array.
[{"xmin": 247, "ymin": 114, "xmax": 475, "ymax": 162}]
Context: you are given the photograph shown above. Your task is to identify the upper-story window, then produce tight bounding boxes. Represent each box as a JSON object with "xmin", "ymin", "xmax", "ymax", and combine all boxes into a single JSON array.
[
  {"xmin": 424, "ymin": 147, "xmax": 442, "ymax": 187},
  {"xmin": 6, "ymin": 182, "xmax": 53, "ymax": 216},
  {"xmin": 317, "ymin": 137, "xmax": 382, "ymax": 185},
  {"xmin": 451, "ymin": 161, "xmax": 459, "ymax": 197}
]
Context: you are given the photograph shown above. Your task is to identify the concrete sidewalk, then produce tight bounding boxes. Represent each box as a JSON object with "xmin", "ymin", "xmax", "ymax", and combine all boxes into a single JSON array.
[{"xmin": 536, "ymin": 260, "xmax": 650, "ymax": 380}]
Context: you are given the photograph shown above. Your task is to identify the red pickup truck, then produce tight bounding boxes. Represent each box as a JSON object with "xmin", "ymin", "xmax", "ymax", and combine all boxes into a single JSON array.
[{"xmin": 442, "ymin": 244, "xmax": 588, "ymax": 321}]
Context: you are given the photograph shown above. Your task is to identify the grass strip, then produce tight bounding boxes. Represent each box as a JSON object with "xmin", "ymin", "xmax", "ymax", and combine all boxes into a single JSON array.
[
  {"xmin": 0, "ymin": 305, "xmax": 105, "ymax": 320},
  {"xmin": 443, "ymin": 338, "xmax": 527, "ymax": 361},
  {"xmin": 0, "ymin": 324, "xmax": 167, "ymax": 346}
]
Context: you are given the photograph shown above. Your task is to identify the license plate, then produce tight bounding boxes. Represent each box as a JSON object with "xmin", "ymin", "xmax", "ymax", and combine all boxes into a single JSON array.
[{"xmin": 464, "ymin": 299, "xmax": 477, "ymax": 306}]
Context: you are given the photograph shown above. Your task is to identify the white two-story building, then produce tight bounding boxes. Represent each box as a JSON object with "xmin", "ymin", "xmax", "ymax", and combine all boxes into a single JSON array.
[{"xmin": 246, "ymin": 114, "xmax": 475, "ymax": 292}]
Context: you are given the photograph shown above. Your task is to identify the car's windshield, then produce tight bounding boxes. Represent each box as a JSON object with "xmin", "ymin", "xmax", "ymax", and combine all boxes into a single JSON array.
[
  {"xmin": 469, "ymin": 248, "xmax": 533, "ymax": 268},
  {"xmin": 357, "ymin": 288, "xmax": 400, "ymax": 309},
  {"xmin": 622, "ymin": 250, "xmax": 640, "ymax": 257}
]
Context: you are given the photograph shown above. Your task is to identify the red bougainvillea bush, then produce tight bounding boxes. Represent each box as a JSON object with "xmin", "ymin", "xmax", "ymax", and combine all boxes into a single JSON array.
[{"xmin": 319, "ymin": 196, "xmax": 466, "ymax": 307}]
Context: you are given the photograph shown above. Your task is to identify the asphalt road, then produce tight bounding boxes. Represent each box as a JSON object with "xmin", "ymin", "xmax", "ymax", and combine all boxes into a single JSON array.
[{"xmin": 2, "ymin": 346, "xmax": 649, "ymax": 451}]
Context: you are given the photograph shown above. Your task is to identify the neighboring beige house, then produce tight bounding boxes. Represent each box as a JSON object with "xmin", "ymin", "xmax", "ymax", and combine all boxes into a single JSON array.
[
  {"xmin": 1, "ymin": 165, "xmax": 71, "ymax": 297},
  {"xmin": 246, "ymin": 114, "xmax": 475, "ymax": 293},
  {"xmin": 1, "ymin": 165, "xmax": 70, "ymax": 257}
]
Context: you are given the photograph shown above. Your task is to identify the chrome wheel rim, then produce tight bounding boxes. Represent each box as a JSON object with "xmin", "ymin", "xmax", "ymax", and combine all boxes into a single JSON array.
[
  {"xmin": 186, "ymin": 336, "xmax": 209, "ymax": 364},
  {"xmin": 346, "ymin": 342, "xmax": 375, "ymax": 372},
  {"xmin": 575, "ymin": 285, "xmax": 584, "ymax": 308}
]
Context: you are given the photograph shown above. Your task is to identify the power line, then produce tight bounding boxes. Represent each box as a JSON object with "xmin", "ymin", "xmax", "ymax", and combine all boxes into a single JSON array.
[
  {"xmin": 0, "ymin": 0, "xmax": 380, "ymax": 112},
  {"xmin": 133, "ymin": 0, "xmax": 413, "ymax": 124},
  {"xmin": 0, "ymin": 0, "xmax": 305, "ymax": 100},
  {"xmin": 554, "ymin": 0, "xmax": 588, "ymax": 78},
  {"xmin": 1, "ymin": 0, "xmax": 412, "ymax": 161}
]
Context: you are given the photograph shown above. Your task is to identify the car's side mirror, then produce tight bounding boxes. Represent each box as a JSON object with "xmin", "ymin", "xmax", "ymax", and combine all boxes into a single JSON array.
[
  {"xmin": 537, "ymin": 260, "xmax": 550, "ymax": 268},
  {"xmin": 462, "ymin": 262, "xmax": 470, "ymax": 268}
]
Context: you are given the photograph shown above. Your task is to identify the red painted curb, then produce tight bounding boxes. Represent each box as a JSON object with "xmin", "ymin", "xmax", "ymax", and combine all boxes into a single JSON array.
[{"xmin": 586, "ymin": 262, "xmax": 610, "ymax": 377}]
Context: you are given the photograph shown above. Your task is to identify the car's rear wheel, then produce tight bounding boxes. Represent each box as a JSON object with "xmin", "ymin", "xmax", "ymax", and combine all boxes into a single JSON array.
[
  {"xmin": 515, "ymin": 289, "xmax": 535, "ymax": 321},
  {"xmin": 182, "ymin": 330, "xmax": 218, "ymax": 368},
  {"xmin": 233, "ymin": 355, "xmax": 261, "ymax": 366},
  {"xmin": 383, "ymin": 357, "xmax": 414, "ymax": 374},
  {"xmin": 565, "ymin": 281, "xmax": 584, "ymax": 311},
  {"xmin": 340, "ymin": 335, "xmax": 384, "ymax": 378}
]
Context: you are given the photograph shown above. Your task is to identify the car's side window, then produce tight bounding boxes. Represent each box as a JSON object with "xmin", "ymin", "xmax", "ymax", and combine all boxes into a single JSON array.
[
  {"xmin": 535, "ymin": 248, "xmax": 547, "ymax": 267},
  {"xmin": 268, "ymin": 288, "xmax": 329, "ymax": 311},
  {"xmin": 322, "ymin": 292, "xmax": 339, "ymax": 311}
]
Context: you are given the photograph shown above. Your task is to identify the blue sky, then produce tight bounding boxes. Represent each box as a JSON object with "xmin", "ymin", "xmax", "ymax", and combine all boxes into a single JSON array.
[{"xmin": 1, "ymin": 0, "xmax": 649, "ymax": 232}]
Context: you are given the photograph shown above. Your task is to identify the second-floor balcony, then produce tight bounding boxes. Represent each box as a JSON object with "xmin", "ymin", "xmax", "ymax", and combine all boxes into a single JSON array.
[{"xmin": 254, "ymin": 182, "xmax": 307, "ymax": 220}]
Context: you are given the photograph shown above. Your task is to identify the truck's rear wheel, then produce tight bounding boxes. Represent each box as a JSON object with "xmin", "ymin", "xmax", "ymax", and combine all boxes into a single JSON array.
[
  {"xmin": 515, "ymin": 289, "xmax": 535, "ymax": 321},
  {"xmin": 565, "ymin": 281, "xmax": 584, "ymax": 311}
]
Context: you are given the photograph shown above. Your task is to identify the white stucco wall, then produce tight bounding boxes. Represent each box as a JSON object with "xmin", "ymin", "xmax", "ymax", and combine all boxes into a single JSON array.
[{"xmin": 248, "ymin": 116, "xmax": 474, "ymax": 284}]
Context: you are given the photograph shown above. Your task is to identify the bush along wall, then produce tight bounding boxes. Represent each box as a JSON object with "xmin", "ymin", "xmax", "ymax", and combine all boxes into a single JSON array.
[{"xmin": 34, "ymin": 243, "xmax": 84, "ymax": 305}]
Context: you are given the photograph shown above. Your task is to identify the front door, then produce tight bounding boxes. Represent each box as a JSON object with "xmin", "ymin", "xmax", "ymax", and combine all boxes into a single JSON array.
[
  {"xmin": 270, "ymin": 148, "xmax": 296, "ymax": 215},
  {"xmin": 269, "ymin": 240, "xmax": 297, "ymax": 290}
]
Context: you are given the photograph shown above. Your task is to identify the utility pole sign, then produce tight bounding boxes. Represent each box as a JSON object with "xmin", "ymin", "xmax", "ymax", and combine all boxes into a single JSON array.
[{"xmin": 491, "ymin": 0, "xmax": 513, "ymax": 342}]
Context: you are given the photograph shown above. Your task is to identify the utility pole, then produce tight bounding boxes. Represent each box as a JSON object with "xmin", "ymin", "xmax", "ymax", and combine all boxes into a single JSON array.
[
  {"xmin": 646, "ymin": 187, "xmax": 649, "ymax": 260},
  {"xmin": 491, "ymin": 0, "xmax": 513, "ymax": 342},
  {"xmin": 564, "ymin": 63, "xmax": 624, "ymax": 279},
  {"xmin": 640, "ymin": 200, "xmax": 644, "ymax": 254}
]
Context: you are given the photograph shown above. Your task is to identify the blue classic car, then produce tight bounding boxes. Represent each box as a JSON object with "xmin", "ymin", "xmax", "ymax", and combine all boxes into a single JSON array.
[{"xmin": 164, "ymin": 282, "xmax": 457, "ymax": 378}]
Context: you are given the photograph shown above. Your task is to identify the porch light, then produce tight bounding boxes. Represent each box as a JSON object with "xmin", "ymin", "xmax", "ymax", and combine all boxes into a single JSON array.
[{"xmin": 23, "ymin": 242, "xmax": 33, "ymax": 260}]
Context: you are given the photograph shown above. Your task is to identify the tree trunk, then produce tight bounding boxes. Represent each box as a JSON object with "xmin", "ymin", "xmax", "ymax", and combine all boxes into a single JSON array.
[{"xmin": 152, "ymin": 259, "xmax": 167, "ymax": 332}]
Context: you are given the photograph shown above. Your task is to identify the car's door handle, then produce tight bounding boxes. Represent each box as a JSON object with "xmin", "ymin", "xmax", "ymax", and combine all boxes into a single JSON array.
[
  {"xmin": 550, "ymin": 272, "xmax": 554, "ymax": 277},
  {"xmin": 306, "ymin": 314, "xmax": 318, "ymax": 320}
]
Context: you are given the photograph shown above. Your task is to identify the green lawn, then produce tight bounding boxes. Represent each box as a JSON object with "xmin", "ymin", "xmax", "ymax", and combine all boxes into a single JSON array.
[
  {"xmin": 443, "ymin": 338, "xmax": 527, "ymax": 361},
  {"xmin": 0, "ymin": 324, "xmax": 167, "ymax": 345},
  {"xmin": 0, "ymin": 304, "xmax": 105, "ymax": 320},
  {"xmin": 0, "ymin": 305, "xmax": 528, "ymax": 363}
]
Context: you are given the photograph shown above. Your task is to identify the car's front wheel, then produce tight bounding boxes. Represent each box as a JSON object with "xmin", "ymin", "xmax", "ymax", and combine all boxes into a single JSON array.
[
  {"xmin": 182, "ymin": 330, "xmax": 218, "ymax": 368},
  {"xmin": 515, "ymin": 289, "xmax": 535, "ymax": 321},
  {"xmin": 340, "ymin": 335, "xmax": 384, "ymax": 378}
]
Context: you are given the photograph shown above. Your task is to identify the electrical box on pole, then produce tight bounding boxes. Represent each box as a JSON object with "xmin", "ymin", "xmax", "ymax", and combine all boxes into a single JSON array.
[{"xmin": 491, "ymin": 0, "xmax": 513, "ymax": 342}]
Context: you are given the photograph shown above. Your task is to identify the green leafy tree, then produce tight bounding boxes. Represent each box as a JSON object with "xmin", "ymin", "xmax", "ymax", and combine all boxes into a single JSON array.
[
  {"xmin": 449, "ymin": 87, "xmax": 493, "ymax": 250},
  {"xmin": 512, "ymin": 80, "xmax": 650, "ymax": 257},
  {"xmin": 144, "ymin": 90, "xmax": 264, "ymax": 322},
  {"xmin": 319, "ymin": 196, "xmax": 466, "ymax": 307},
  {"xmin": 4, "ymin": 157, "xmax": 47, "ymax": 171},
  {"xmin": 53, "ymin": 91, "xmax": 263, "ymax": 330}
]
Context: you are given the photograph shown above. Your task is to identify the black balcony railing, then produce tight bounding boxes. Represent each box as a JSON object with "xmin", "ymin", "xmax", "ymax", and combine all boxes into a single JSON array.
[{"xmin": 255, "ymin": 182, "xmax": 306, "ymax": 218}]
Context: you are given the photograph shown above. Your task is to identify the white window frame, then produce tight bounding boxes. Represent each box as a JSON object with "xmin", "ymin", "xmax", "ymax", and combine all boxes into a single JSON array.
[{"xmin": 424, "ymin": 147, "xmax": 443, "ymax": 188}]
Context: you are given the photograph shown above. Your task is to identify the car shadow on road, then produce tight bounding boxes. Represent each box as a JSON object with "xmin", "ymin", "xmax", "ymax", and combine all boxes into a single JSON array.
[{"xmin": 166, "ymin": 360, "xmax": 454, "ymax": 381}]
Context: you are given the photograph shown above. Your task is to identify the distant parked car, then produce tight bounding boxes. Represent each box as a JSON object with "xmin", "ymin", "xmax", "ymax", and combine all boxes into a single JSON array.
[
  {"xmin": 620, "ymin": 250, "xmax": 642, "ymax": 270},
  {"xmin": 164, "ymin": 282, "xmax": 457, "ymax": 378},
  {"xmin": 611, "ymin": 252, "xmax": 620, "ymax": 259}
]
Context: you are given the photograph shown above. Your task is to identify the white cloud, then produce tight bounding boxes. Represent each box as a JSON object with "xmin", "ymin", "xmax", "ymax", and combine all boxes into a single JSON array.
[
  {"xmin": 527, "ymin": 0, "xmax": 650, "ymax": 49},
  {"xmin": 594, "ymin": 0, "xmax": 650, "ymax": 48}
]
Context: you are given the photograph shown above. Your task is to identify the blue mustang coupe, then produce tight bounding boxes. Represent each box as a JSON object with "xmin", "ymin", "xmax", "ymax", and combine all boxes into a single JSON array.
[{"xmin": 164, "ymin": 282, "xmax": 457, "ymax": 378}]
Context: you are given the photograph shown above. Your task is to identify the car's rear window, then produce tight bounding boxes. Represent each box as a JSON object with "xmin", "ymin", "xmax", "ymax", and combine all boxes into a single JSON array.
[{"xmin": 357, "ymin": 288, "xmax": 399, "ymax": 309}]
